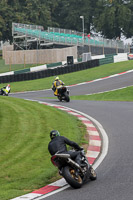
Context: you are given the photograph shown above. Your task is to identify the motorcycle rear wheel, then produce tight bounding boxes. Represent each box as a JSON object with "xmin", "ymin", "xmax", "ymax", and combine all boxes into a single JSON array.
[{"xmin": 62, "ymin": 166, "xmax": 83, "ymax": 188}]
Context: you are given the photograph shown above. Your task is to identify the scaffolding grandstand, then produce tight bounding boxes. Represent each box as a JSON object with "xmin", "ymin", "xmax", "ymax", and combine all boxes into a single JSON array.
[{"xmin": 12, "ymin": 23, "xmax": 125, "ymax": 52}]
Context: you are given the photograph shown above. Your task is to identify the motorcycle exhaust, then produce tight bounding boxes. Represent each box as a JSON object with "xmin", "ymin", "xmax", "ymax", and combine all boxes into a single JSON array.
[
  {"xmin": 67, "ymin": 158, "xmax": 82, "ymax": 170},
  {"xmin": 55, "ymin": 153, "xmax": 70, "ymax": 158}
]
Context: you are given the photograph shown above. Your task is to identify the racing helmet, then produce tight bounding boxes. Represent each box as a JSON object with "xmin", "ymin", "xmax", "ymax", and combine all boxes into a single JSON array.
[
  {"xmin": 55, "ymin": 76, "xmax": 59, "ymax": 81},
  {"xmin": 50, "ymin": 130, "xmax": 60, "ymax": 139},
  {"xmin": 7, "ymin": 84, "xmax": 10, "ymax": 87}
]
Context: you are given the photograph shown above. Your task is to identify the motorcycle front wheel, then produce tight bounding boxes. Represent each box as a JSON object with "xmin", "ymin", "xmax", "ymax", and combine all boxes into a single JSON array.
[
  {"xmin": 62, "ymin": 166, "xmax": 83, "ymax": 189},
  {"xmin": 89, "ymin": 167, "xmax": 97, "ymax": 181},
  {"xmin": 64, "ymin": 93, "xmax": 70, "ymax": 102}
]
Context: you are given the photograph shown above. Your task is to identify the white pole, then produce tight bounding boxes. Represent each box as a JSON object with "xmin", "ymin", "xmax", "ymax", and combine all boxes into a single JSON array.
[{"xmin": 80, "ymin": 16, "xmax": 84, "ymax": 43}]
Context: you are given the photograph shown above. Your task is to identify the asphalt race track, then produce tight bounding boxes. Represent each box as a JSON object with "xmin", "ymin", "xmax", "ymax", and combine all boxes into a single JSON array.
[{"xmin": 10, "ymin": 70, "xmax": 133, "ymax": 200}]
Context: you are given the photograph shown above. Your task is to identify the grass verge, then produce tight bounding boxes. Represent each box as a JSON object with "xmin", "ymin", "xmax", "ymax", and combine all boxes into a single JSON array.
[
  {"xmin": 0, "ymin": 96, "xmax": 86, "ymax": 200},
  {"xmin": 71, "ymin": 86, "xmax": 133, "ymax": 102},
  {"xmin": 0, "ymin": 60, "xmax": 133, "ymax": 93}
]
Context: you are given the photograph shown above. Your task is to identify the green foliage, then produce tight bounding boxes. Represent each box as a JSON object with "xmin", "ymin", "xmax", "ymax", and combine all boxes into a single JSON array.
[
  {"xmin": 94, "ymin": 0, "xmax": 133, "ymax": 39},
  {"xmin": 0, "ymin": 0, "xmax": 133, "ymax": 41},
  {"xmin": 0, "ymin": 0, "xmax": 52, "ymax": 42},
  {"xmin": 52, "ymin": 0, "xmax": 91, "ymax": 32}
]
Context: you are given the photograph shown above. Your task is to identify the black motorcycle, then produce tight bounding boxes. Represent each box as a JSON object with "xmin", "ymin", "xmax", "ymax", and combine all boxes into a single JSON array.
[
  {"xmin": 57, "ymin": 86, "xmax": 70, "ymax": 102},
  {"xmin": 51, "ymin": 149, "xmax": 97, "ymax": 189}
]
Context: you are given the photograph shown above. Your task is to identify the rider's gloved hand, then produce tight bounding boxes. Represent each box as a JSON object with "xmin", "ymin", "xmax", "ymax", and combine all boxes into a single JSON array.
[{"xmin": 79, "ymin": 147, "xmax": 85, "ymax": 155}]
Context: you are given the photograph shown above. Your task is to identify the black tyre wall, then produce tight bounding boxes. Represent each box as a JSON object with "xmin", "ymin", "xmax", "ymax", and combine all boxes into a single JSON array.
[{"xmin": 0, "ymin": 59, "xmax": 99, "ymax": 84}]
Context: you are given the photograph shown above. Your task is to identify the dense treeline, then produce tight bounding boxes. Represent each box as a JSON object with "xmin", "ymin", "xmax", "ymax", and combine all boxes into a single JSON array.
[{"xmin": 0, "ymin": 0, "xmax": 133, "ymax": 42}]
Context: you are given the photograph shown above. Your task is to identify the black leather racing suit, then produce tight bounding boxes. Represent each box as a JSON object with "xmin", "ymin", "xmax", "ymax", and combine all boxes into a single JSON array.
[{"xmin": 48, "ymin": 136, "xmax": 82, "ymax": 166}]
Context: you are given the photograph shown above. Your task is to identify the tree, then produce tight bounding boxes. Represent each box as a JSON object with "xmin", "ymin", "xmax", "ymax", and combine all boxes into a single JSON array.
[
  {"xmin": 0, "ymin": 0, "xmax": 28, "ymax": 41},
  {"xmin": 123, "ymin": 0, "xmax": 133, "ymax": 38},
  {"xmin": 50, "ymin": 0, "xmax": 95, "ymax": 33},
  {"xmin": 24, "ymin": 0, "xmax": 52, "ymax": 29},
  {"xmin": 93, "ymin": 0, "xmax": 133, "ymax": 39},
  {"xmin": 0, "ymin": 0, "xmax": 52, "ymax": 41},
  {"xmin": 0, "ymin": 0, "xmax": 14, "ymax": 41}
]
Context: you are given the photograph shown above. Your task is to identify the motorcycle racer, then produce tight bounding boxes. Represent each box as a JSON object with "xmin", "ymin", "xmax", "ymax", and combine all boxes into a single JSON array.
[
  {"xmin": 49, "ymin": 130, "xmax": 97, "ymax": 188},
  {"xmin": 52, "ymin": 76, "xmax": 64, "ymax": 96},
  {"xmin": 48, "ymin": 130, "xmax": 83, "ymax": 166},
  {"xmin": 0, "ymin": 84, "xmax": 11, "ymax": 96}
]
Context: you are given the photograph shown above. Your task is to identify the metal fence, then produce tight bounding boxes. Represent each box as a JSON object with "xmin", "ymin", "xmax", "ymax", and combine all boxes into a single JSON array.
[
  {"xmin": 47, "ymin": 27, "xmax": 125, "ymax": 49},
  {"xmin": 12, "ymin": 23, "xmax": 44, "ymax": 35},
  {"xmin": 48, "ymin": 27, "xmax": 83, "ymax": 36}
]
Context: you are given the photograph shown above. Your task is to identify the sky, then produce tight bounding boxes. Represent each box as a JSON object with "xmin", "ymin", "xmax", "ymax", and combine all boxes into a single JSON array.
[{"xmin": 123, "ymin": 38, "xmax": 132, "ymax": 45}]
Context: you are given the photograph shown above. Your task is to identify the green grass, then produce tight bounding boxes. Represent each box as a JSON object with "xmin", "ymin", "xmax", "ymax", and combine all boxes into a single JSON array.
[
  {"xmin": 0, "ymin": 60, "xmax": 133, "ymax": 93},
  {"xmin": 71, "ymin": 86, "xmax": 133, "ymax": 102},
  {"xmin": 0, "ymin": 97, "xmax": 86, "ymax": 200},
  {"xmin": 0, "ymin": 50, "xmax": 2, "ymax": 59},
  {"xmin": 0, "ymin": 59, "xmax": 39, "ymax": 74}
]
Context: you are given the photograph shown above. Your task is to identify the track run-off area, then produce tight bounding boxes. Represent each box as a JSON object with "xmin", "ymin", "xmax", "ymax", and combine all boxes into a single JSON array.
[{"xmin": 11, "ymin": 69, "xmax": 133, "ymax": 200}]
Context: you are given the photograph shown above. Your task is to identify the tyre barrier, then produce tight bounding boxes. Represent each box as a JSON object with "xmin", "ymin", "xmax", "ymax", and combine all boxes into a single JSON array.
[{"xmin": 0, "ymin": 59, "xmax": 99, "ymax": 84}]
